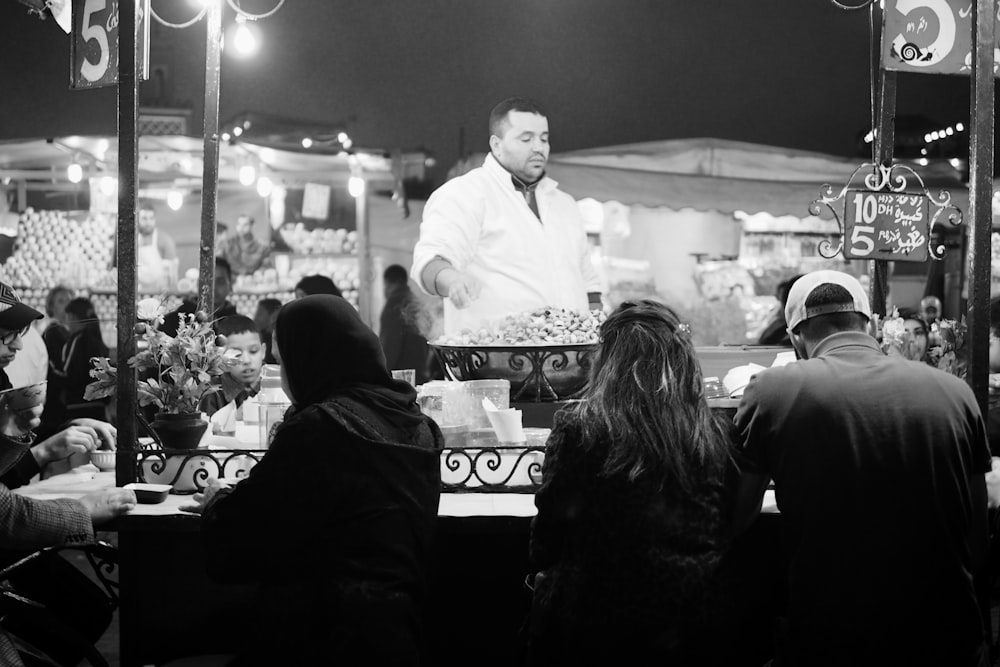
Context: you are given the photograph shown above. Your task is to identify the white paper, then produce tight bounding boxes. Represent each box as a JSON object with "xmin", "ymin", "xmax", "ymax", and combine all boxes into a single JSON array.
[
  {"xmin": 482, "ymin": 398, "xmax": 524, "ymax": 443},
  {"xmin": 723, "ymin": 363, "xmax": 766, "ymax": 398},
  {"xmin": 211, "ymin": 400, "xmax": 238, "ymax": 434},
  {"xmin": 771, "ymin": 351, "xmax": 797, "ymax": 368}
]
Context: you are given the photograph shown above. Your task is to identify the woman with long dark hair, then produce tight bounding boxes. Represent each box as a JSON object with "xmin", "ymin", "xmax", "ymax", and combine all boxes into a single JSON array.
[
  {"xmin": 194, "ymin": 294, "xmax": 443, "ymax": 665},
  {"xmin": 528, "ymin": 299, "xmax": 733, "ymax": 664}
]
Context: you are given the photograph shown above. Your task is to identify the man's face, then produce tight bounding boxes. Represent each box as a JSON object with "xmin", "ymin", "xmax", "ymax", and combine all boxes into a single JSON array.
[
  {"xmin": 235, "ymin": 215, "xmax": 252, "ymax": 237},
  {"xmin": 137, "ymin": 208, "xmax": 156, "ymax": 235},
  {"xmin": 214, "ymin": 269, "xmax": 232, "ymax": 307},
  {"xmin": 0, "ymin": 326, "xmax": 26, "ymax": 368},
  {"xmin": 490, "ymin": 111, "xmax": 549, "ymax": 183}
]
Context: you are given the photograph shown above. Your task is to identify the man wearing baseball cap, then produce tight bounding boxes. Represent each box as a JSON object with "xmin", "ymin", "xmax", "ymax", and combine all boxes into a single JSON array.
[
  {"xmin": 0, "ymin": 282, "xmax": 134, "ymax": 568},
  {"xmin": 731, "ymin": 270, "xmax": 990, "ymax": 666}
]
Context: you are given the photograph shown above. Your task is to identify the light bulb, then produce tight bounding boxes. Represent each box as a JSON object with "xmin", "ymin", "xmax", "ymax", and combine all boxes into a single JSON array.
[
  {"xmin": 257, "ymin": 176, "xmax": 273, "ymax": 197},
  {"xmin": 239, "ymin": 165, "xmax": 256, "ymax": 186},
  {"xmin": 337, "ymin": 132, "xmax": 349, "ymax": 144},
  {"xmin": 233, "ymin": 18, "xmax": 257, "ymax": 56},
  {"xmin": 301, "ymin": 138, "xmax": 313, "ymax": 148},
  {"xmin": 167, "ymin": 190, "xmax": 184, "ymax": 211},
  {"xmin": 67, "ymin": 163, "xmax": 83, "ymax": 184},
  {"xmin": 233, "ymin": 126, "xmax": 243, "ymax": 137},
  {"xmin": 348, "ymin": 176, "xmax": 365, "ymax": 198}
]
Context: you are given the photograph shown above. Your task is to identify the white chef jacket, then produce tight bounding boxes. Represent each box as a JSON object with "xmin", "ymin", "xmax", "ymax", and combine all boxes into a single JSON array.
[{"xmin": 411, "ymin": 154, "xmax": 601, "ymax": 336}]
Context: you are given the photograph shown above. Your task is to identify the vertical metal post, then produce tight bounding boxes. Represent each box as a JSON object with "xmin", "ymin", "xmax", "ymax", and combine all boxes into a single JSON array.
[
  {"xmin": 966, "ymin": 0, "xmax": 995, "ymax": 414},
  {"xmin": 355, "ymin": 179, "xmax": 372, "ymax": 325},
  {"xmin": 116, "ymin": 6, "xmax": 140, "ymax": 667},
  {"xmin": 870, "ymin": 3, "xmax": 896, "ymax": 317},
  {"xmin": 199, "ymin": 0, "xmax": 223, "ymax": 316},
  {"xmin": 116, "ymin": 0, "xmax": 138, "ymax": 487}
]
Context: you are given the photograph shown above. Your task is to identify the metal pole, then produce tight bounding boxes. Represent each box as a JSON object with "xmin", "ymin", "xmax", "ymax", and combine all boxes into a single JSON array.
[
  {"xmin": 870, "ymin": 3, "xmax": 895, "ymax": 317},
  {"xmin": 355, "ymin": 180, "xmax": 372, "ymax": 325},
  {"xmin": 116, "ymin": 6, "xmax": 140, "ymax": 666},
  {"xmin": 116, "ymin": 0, "xmax": 138, "ymax": 488},
  {"xmin": 198, "ymin": 0, "xmax": 223, "ymax": 316},
  {"xmin": 966, "ymin": 0, "xmax": 995, "ymax": 415}
]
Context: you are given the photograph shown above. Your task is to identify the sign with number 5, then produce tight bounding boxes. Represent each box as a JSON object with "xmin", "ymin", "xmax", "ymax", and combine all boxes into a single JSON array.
[{"xmin": 70, "ymin": 0, "xmax": 149, "ymax": 90}]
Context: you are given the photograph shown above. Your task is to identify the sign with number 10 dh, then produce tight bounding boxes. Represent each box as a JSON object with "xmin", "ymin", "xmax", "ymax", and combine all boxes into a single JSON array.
[
  {"xmin": 71, "ymin": 0, "xmax": 150, "ymax": 90},
  {"xmin": 843, "ymin": 190, "xmax": 930, "ymax": 262}
]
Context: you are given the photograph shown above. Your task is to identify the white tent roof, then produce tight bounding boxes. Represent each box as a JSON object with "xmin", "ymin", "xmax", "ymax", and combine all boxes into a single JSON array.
[
  {"xmin": 545, "ymin": 137, "xmax": 965, "ymax": 217},
  {"xmin": 0, "ymin": 135, "xmax": 427, "ymax": 190}
]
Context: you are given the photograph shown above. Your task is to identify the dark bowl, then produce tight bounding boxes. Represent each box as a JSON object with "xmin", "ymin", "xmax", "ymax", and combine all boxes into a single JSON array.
[{"xmin": 429, "ymin": 343, "xmax": 597, "ymax": 403}]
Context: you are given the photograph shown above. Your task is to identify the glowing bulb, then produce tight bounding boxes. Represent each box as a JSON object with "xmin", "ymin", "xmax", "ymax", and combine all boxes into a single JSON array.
[
  {"xmin": 918, "ymin": 158, "xmax": 929, "ymax": 166},
  {"xmin": 256, "ymin": 176, "xmax": 273, "ymax": 197},
  {"xmin": 96, "ymin": 138, "xmax": 109, "ymax": 160},
  {"xmin": 233, "ymin": 126, "xmax": 243, "ymax": 137},
  {"xmin": 956, "ymin": 122, "xmax": 965, "ymax": 132},
  {"xmin": 222, "ymin": 132, "xmax": 231, "ymax": 142},
  {"xmin": 67, "ymin": 163, "xmax": 83, "ymax": 184},
  {"xmin": 949, "ymin": 158, "xmax": 962, "ymax": 168},
  {"xmin": 301, "ymin": 137, "xmax": 313, "ymax": 148},
  {"xmin": 99, "ymin": 176, "xmax": 116, "ymax": 196},
  {"xmin": 239, "ymin": 164, "xmax": 256, "ymax": 186},
  {"xmin": 945, "ymin": 127, "xmax": 954, "ymax": 136},
  {"xmin": 337, "ymin": 132, "xmax": 349, "ymax": 144},
  {"xmin": 167, "ymin": 190, "xmax": 184, "ymax": 211},
  {"xmin": 342, "ymin": 138, "xmax": 353, "ymax": 150},
  {"xmin": 348, "ymin": 176, "xmax": 365, "ymax": 198},
  {"xmin": 233, "ymin": 17, "xmax": 257, "ymax": 56},
  {"xmin": 923, "ymin": 133, "xmax": 933, "ymax": 143}
]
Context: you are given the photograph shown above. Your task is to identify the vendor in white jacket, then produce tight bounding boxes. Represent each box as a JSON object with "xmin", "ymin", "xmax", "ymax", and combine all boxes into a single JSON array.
[{"xmin": 411, "ymin": 97, "xmax": 602, "ymax": 337}]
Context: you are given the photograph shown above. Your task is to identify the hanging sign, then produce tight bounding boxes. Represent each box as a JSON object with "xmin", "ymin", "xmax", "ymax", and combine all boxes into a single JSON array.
[
  {"xmin": 70, "ymin": 0, "xmax": 150, "ymax": 90},
  {"xmin": 843, "ymin": 191, "xmax": 929, "ymax": 261},
  {"xmin": 882, "ymin": 0, "xmax": 1000, "ymax": 75},
  {"xmin": 810, "ymin": 163, "xmax": 962, "ymax": 263}
]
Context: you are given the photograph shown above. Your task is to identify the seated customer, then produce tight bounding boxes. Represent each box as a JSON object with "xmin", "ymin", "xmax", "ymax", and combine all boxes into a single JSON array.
[
  {"xmin": 294, "ymin": 274, "xmax": 342, "ymax": 298},
  {"xmin": 189, "ymin": 294, "xmax": 443, "ymax": 665},
  {"xmin": 198, "ymin": 315, "xmax": 263, "ymax": 421},
  {"xmin": 61, "ymin": 298, "xmax": 110, "ymax": 422},
  {"xmin": 528, "ymin": 299, "xmax": 732, "ymax": 664}
]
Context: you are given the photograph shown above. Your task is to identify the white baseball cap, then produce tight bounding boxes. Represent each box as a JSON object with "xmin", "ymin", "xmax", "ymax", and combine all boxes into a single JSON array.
[{"xmin": 784, "ymin": 270, "xmax": 871, "ymax": 333}]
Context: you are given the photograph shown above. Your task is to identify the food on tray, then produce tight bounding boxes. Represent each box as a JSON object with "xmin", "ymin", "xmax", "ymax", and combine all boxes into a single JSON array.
[{"xmin": 435, "ymin": 307, "xmax": 606, "ymax": 346}]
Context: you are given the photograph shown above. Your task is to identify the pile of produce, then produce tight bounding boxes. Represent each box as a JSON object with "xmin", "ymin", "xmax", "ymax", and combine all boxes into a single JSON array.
[{"xmin": 436, "ymin": 307, "xmax": 606, "ymax": 346}]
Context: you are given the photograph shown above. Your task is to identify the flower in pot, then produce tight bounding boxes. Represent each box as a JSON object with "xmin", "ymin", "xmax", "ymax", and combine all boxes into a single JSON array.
[{"xmin": 85, "ymin": 297, "xmax": 238, "ymax": 450}]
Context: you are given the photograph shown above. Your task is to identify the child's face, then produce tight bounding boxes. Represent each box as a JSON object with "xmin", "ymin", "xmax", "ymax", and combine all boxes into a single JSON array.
[{"xmin": 225, "ymin": 331, "xmax": 265, "ymax": 385}]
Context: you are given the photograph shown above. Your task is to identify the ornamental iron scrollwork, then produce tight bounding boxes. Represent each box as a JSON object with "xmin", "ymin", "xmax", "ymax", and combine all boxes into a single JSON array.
[
  {"xmin": 809, "ymin": 162, "xmax": 962, "ymax": 262},
  {"xmin": 136, "ymin": 449, "xmax": 265, "ymax": 494},
  {"xmin": 441, "ymin": 445, "xmax": 545, "ymax": 493}
]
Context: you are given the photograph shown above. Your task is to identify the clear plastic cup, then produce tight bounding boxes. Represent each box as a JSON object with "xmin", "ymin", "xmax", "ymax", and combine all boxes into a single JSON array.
[{"xmin": 462, "ymin": 379, "xmax": 510, "ymax": 430}]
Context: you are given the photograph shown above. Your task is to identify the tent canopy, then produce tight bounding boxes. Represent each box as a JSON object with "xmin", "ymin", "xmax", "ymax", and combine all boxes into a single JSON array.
[
  {"xmin": 545, "ymin": 137, "xmax": 965, "ymax": 217},
  {"xmin": 0, "ymin": 135, "xmax": 428, "ymax": 191}
]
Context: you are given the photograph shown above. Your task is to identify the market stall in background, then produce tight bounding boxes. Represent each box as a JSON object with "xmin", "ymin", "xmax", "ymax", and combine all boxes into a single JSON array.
[{"xmin": 0, "ymin": 134, "xmax": 431, "ymax": 350}]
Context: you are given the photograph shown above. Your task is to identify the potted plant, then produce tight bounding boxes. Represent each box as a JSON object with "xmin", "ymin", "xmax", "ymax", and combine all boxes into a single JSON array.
[{"xmin": 85, "ymin": 297, "xmax": 236, "ymax": 450}]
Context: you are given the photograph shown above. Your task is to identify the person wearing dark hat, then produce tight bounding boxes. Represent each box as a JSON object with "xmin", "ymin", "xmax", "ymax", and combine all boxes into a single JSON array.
[
  {"xmin": 294, "ymin": 274, "xmax": 342, "ymax": 299},
  {"xmin": 730, "ymin": 270, "xmax": 990, "ymax": 667}
]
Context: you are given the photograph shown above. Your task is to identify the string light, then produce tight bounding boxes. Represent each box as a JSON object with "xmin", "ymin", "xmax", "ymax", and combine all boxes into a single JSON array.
[
  {"xmin": 67, "ymin": 162, "xmax": 83, "ymax": 184},
  {"xmin": 239, "ymin": 164, "xmax": 256, "ymax": 186},
  {"xmin": 348, "ymin": 176, "xmax": 365, "ymax": 198},
  {"xmin": 167, "ymin": 190, "xmax": 184, "ymax": 211},
  {"xmin": 233, "ymin": 15, "xmax": 257, "ymax": 56}
]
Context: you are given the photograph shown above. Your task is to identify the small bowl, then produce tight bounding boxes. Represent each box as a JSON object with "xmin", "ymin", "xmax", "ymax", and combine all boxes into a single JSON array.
[
  {"xmin": 123, "ymin": 482, "xmax": 172, "ymax": 504},
  {"xmin": 90, "ymin": 450, "xmax": 116, "ymax": 471},
  {"xmin": 1, "ymin": 381, "xmax": 47, "ymax": 411}
]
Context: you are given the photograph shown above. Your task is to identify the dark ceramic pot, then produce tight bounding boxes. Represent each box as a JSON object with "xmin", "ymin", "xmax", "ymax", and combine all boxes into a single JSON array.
[{"xmin": 150, "ymin": 412, "xmax": 208, "ymax": 451}]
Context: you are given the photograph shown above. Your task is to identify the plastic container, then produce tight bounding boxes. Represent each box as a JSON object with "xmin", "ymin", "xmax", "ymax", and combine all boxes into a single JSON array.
[
  {"xmin": 417, "ymin": 380, "xmax": 468, "ymax": 428},
  {"xmin": 462, "ymin": 379, "xmax": 510, "ymax": 430},
  {"xmin": 257, "ymin": 364, "xmax": 290, "ymax": 448}
]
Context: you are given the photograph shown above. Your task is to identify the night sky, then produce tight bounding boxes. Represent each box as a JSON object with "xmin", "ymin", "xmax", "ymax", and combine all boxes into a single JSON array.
[{"xmin": 0, "ymin": 0, "xmax": 982, "ymax": 183}]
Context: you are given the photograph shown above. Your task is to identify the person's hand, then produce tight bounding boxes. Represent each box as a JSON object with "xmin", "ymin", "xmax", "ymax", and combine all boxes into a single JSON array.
[
  {"xmin": 987, "ymin": 457, "xmax": 1000, "ymax": 510},
  {"xmin": 180, "ymin": 478, "xmax": 231, "ymax": 515},
  {"xmin": 67, "ymin": 418, "xmax": 116, "ymax": 451},
  {"xmin": 0, "ymin": 392, "xmax": 41, "ymax": 437},
  {"xmin": 437, "ymin": 269, "xmax": 482, "ymax": 309},
  {"xmin": 32, "ymin": 424, "xmax": 103, "ymax": 468},
  {"xmin": 79, "ymin": 488, "xmax": 136, "ymax": 526},
  {"xmin": 989, "ymin": 374, "xmax": 1000, "ymax": 396}
]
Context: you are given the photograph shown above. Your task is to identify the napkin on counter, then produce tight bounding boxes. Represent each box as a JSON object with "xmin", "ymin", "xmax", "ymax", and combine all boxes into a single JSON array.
[
  {"xmin": 481, "ymin": 398, "xmax": 525, "ymax": 444},
  {"xmin": 211, "ymin": 400, "xmax": 237, "ymax": 435},
  {"xmin": 771, "ymin": 351, "xmax": 797, "ymax": 368},
  {"xmin": 723, "ymin": 363, "xmax": 766, "ymax": 398}
]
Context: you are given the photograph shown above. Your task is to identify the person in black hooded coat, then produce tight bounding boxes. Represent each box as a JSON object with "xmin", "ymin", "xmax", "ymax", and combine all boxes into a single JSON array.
[{"xmin": 195, "ymin": 294, "xmax": 443, "ymax": 666}]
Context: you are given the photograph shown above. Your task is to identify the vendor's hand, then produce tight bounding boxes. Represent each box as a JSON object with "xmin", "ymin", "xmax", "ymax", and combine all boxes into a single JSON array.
[
  {"xmin": 32, "ymin": 425, "xmax": 102, "ymax": 468},
  {"xmin": 79, "ymin": 488, "xmax": 136, "ymax": 526},
  {"xmin": 180, "ymin": 478, "xmax": 231, "ymax": 515},
  {"xmin": 990, "ymin": 374, "xmax": 1000, "ymax": 396},
  {"xmin": 0, "ymin": 393, "xmax": 41, "ymax": 437},
  {"xmin": 987, "ymin": 458, "xmax": 1000, "ymax": 510},
  {"xmin": 67, "ymin": 418, "xmax": 117, "ymax": 451},
  {"xmin": 438, "ymin": 269, "xmax": 482, "ymax": 309}
]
